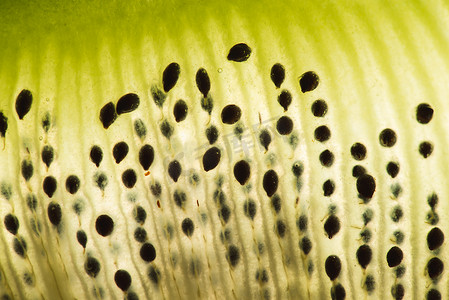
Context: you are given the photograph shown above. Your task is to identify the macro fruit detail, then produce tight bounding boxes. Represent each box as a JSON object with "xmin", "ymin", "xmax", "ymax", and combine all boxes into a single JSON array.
[{"xmin": 0, "ymin": 1, "xmax": 448, "ymax": 299}]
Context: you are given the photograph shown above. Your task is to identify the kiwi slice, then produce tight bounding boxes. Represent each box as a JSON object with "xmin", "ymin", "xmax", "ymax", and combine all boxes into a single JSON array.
[{"xmin": 0, "ymin": 1, "xmax": 448, "ymax": 299}]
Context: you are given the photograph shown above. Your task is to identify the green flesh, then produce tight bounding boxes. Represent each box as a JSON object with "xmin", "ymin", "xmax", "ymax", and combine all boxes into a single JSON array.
[{"xmin": 1, "ymin": 1, "xmax": 449, "ymax": 299}]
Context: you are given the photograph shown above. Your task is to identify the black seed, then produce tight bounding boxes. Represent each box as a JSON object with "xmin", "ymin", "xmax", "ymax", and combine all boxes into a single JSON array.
[
  {"xmin": 140, "ymin": 242, "xmax": 156, "ymax": 262},
  {"xmin": 233, "ymin": 160, "xmax": 250, "ymax": 185},
  {"xmin": 160, "ymin": 119, "xmax": 174, "ymax": 139},
  {"xmin": 323, "ymin": 179, "xmax": 335, "ymax": 197},
  {"xmin": 297, "ymin": 215, "xmax": 308, "ymax": 232},
  {"xmin": 196, "ymin": 68, "xmax": 211, "ymax": 97},
  {"xmin": 259, "ymin": 130, "xmax": 271, "ymax": 151},
  {"xmin": 21, "ymin": 160, "xmax": 33, "ymax": 181},
  {"xmin": 276, "ymin": 116, "xmax": 293, "ymax": 135},
  {"xmin": 181, "ymin": 218, "xmax": 194, "ymax": 237},
  {"xmin": 41, "ymin": 145, "xmax": 54, "ymax": 168},
  {"xmin": 362, "ymin": 208, "xmax": 374, "ymax": 225},
  {"xmin": 113, "ymin": 142, "xmax": 129, "ymax": 164},
  {"xmin": 76, "ymin": 230, "xmax": 87, "ymax": 248},
  {"xmin": 427, "ymin": 193, "xmax": 438, "ymax": 208},
  {"xmin": 139, "ymin": 144, "xmax": 154, "ymax": 171},
  {"xmin": 416, "ymin": 103, "xmax": 434, "ymax": 124},
  {"xmin": 201, "ymin": 95, "xmax": 214, "ymax": 115},
  {"xmin": 270, "ymin": 63, "xmax": 285, "ymax": 88},
  {"xmin": 331, "ymin": 283, "xmax": 346, "ymax": 300},
  {"xmin": 15, "ymin": 89, "xmax": 32, "ymax": 120},
  {"xmin": 134, "ymin": 119, "xmax": 147, "ymax": 140},
  {"xmin": 311, "ymin": 99, "xmax": 328, "ymax": 117},
  {"xmin": 352, "ymin": 165, "xmax": 366, "ymax": 178},
  {"xmin": 324, "ymin": 215, "xmax": 340, "ymax": 239},
  {"xmin": 133, "ymin": 206, "xmax": 147, "ymax": 225},
  {"xmin": 114, "ymin": 269, "xmax": 132, "ymax": 292},
  {"xmin": 386, "ymin": 161, "xmax": 400, "ymax": 178},
  {"xmin": 150, "ymin": 181, "xmax": 162, "ymax": 197},
  {"xmin": 151, "ymin": 85, "xmax": 166, "ymax": 108},
  {"xmin": 299, "ymin": 236, "xmax": 312, "ymax": 255},
  {"xmin": 227, "ymin": 245, "xmax": 240, "ymax": 267},
  {"xmin": 173, "ymin": 189, "xmax": 186, "ymax": 208},
  {"xmin": 325, "ymin": 255, "xmax": 341, "ymax": 281},
  {"xmin": 23, "ymin": 272, "xmax": 34, "ymax": 286},
  {"xmin": 360, "ymin": 228, "xmax": 372, "ymax": 243},
  {"xmin": 271, "ymin": 194, "xmax": 281, "ymax": 213},
  {"xmin": 427, "ymin": 227, "xmax": 444, "ymax": 251},
  {"xmin": 364, "ymin": 274, "xmax": 375, "ymax": 292},
  {"xmin": 84, "ymin": 256, "xmax": 101, "ymax": 278},
  {"xmin": 42, "ymin": 112, "xmax": 51, "ymax": 132},
  {"xmin": 4, "ymin": 214, "xmax": 19, "ymax": 235},
  {"xmin": 47, "ymin": 202, "xmax": 62, "ymax": 226},
  {"xmin": 116, "ymin": 93, "xmax": 139, "ymax": 115},
  {"xmin": 391, "ymin": 184, "xmax": 401, "ymax": 199},
  {"xmin": 357, "ymin": 174, "xmax": 376, "ymax": 199},
  {"xmin": 122, "ymin": 169, "xmax": 137, "ymax": 189},
  {"xmin": 147, "ymin": 265, "xmax": 161, "ymax": 285},
  {"xmin": 314, "ymin": 125, "xmax": 331, "ymax": 142},
  {"xmin": 275, "ymin": 220, "xmax": 286, "ymax": 237},
  {"xmin": 13, "ymin": 236, "xmax": 27, "ymax": 257},
  {"xmin": 65, "ymin": 175, "xmax": 80, "ymax": 194},
  {"xmin": 43, "ymin": 176, "xmax": 57, "ymax": 198},
  {"xmin": 356, "ymin": 244, "xmax": 372, "ymax": 269},
  {"xmin": 94, "ymin": 172, "xmax": 108, "ymax": 190},
  {"xmin": 173, "ymin": 99, "xmax": 188, "ymax": 122},
  {"xmin": 390, "ymin": 205, "xmax": 403, "ymax": 223},
  {"xmin": 0, "ymin": 112, "xmax": 8, "ymax": 138},
  {"xmin": 205, "ymin": 125, "xmax": 219, "ymax": 145},
  {"xmin": 319, "ymin": 150, "xmax": 334, "ymax": 167},
  {"xmin": 292, "ymin": 161, "xmax": 304, "ymax": 177},
  {"xmin": 221, "ymin": 105, "xmax": 241, "ymax": 124},
  {"xmin": 95, "ymin": 215, "xmax": 114, "ymax": 237},
  {"xmin": 427, "ymin": 289, "xmax": 441, "ymax": 300},
  {"xmin": 419, "ymin": 141, "xmax": 433, "ymax": 158},
  {"xmin": 350, "ymin": 143, "xmax": 367, "ymax": 160},
  {"xmin": 263, "ymin": 170, "xmax": 278, "ymax": 197},
  {"xmin": 99, "ymin": 102, "xmax": 117, "ymax": 129},
  {"xmin": 277, "ymin": 90, "xmax": 292, "ymax": 111},
  {"xmin": 299, "ymin": 71, "xmax": 319, "ymax": 93},
  {"xmin": 162, "ymin": 62, "xmax": 180, "ymax": 93},
  {"xmin": 391, "ymin": 284, "xmax": 404, "ymax": 300},
  {"xmin": 219, "ymin": 204, "xmax": 231, "ymax": 224},
  {"xmin": 379, "ymin": 128, "xmax": 397, "ymax": 147},
  {"xmin": 427, "ymin": 257, "xmax": 444, "ymax": 280},
  {"xmin": 26, "ymin": 194, "xmax": 37, "ymax": 211},
  {"xmin": 227, "ymin": 43, "xmax": 251, "ymax": 62},
  {"xmin": 386, "ymin": 246, "xmax": 403, "ymax": 268},
  {"xmin": 134, "ymin": 227, "xmax": 147, "ymax": 243},
  {"xmin": 243, "ymin": 199, "xmax": 257, "ymax": 220},
  {"xmin": 90, "ymin": 145, "xmax": 103, "ymax": 167},
  {"xmin": 168, "ymin": 160, "xmax": 182, "ymax": 182},
  {"xmin": 255, "ymin": 269, "xmax": 269, "ymax": 284},
  {"xmin": 202, "ymin": 147, "xmax": 221, "ymax": 172}
]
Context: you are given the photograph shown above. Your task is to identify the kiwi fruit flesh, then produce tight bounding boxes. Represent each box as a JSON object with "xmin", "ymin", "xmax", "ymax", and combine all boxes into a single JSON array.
[{"xmin": 0, "ymin": 1, "xmax": 448, "ymax": 299}]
